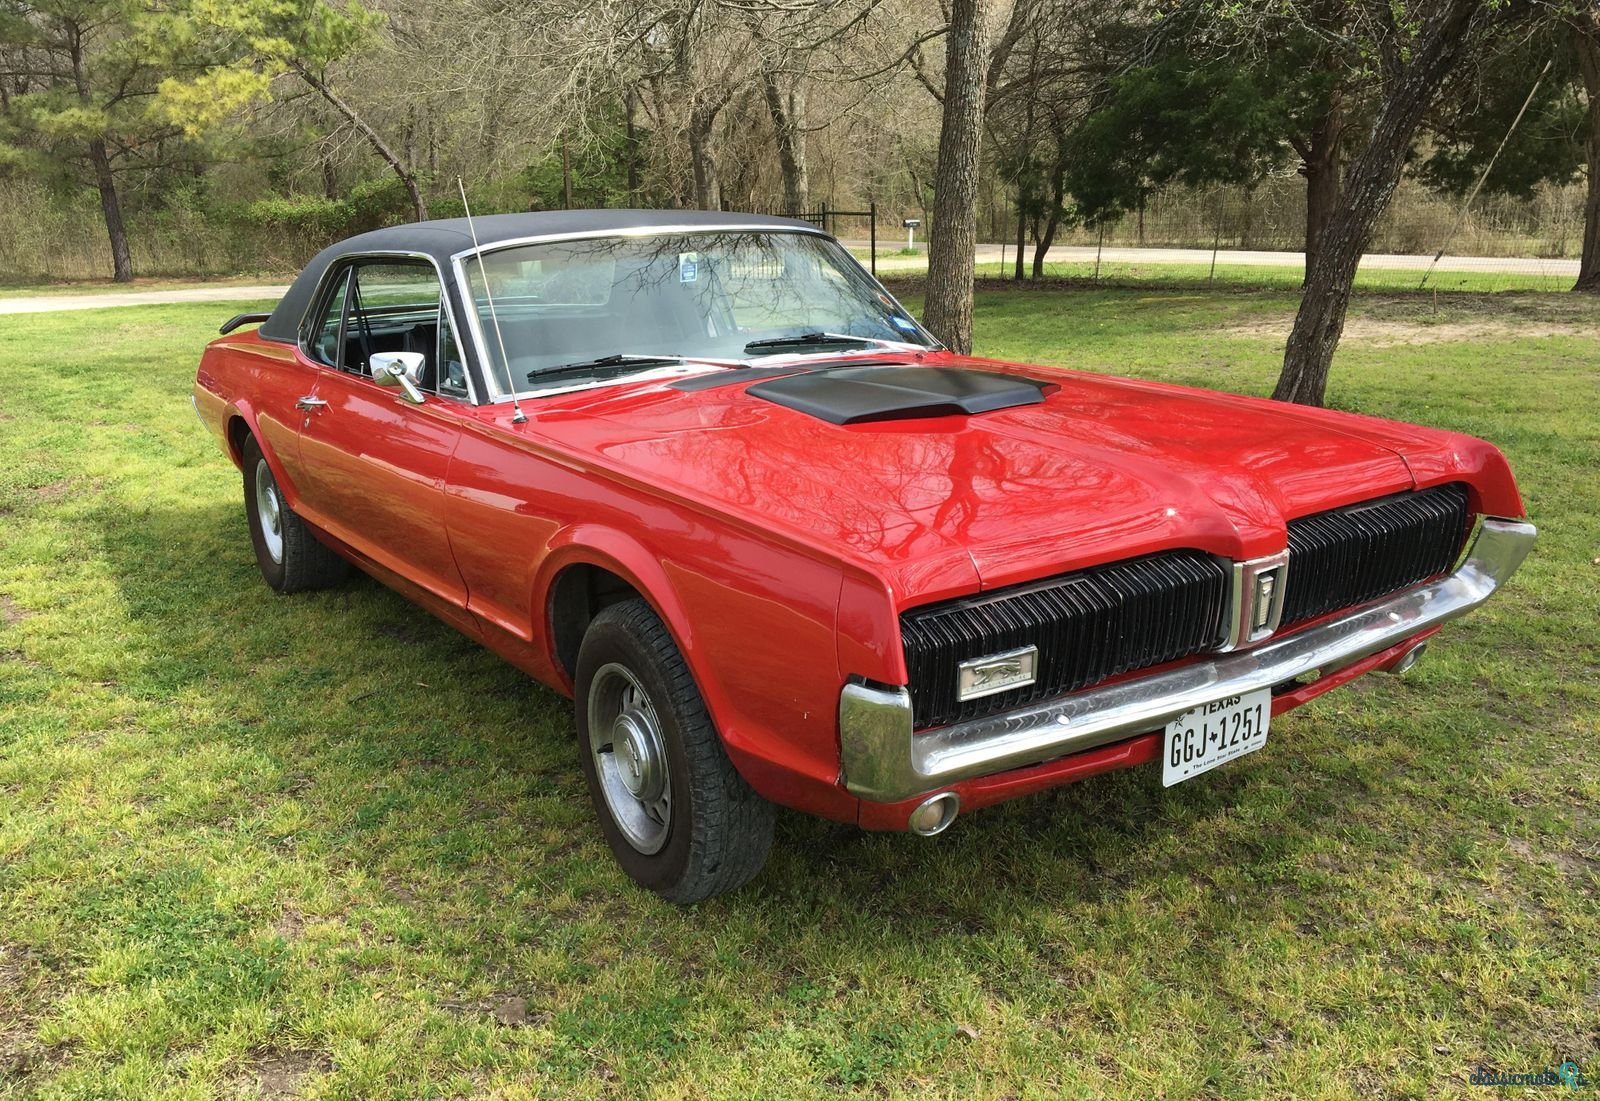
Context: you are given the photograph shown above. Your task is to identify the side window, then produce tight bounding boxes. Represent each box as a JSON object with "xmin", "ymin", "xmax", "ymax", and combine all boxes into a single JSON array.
[
  {"xmin": 437, "ymin": 297, "xmax": 469, "ymax": 398},
  {"xmin": 310, "ymin": 259, "xmax": 468, "ymax": 399},
  {"xmin": 311, "ymin": 268, "xmax": 351, "ymax": 368}
]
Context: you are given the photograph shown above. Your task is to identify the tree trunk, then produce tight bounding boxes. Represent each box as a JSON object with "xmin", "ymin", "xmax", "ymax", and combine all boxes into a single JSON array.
[
  {"xmin": 1032, "ymin": 207, "xmax": 1059, "ymax": 278},
  {"xmin": 923, "ymin": 0, "xmax": 992, "ymax": 353},
  {"xmin": 68, "ymin": 24, "xmax": 131, "ymax": 282},
  {"xmin": 688, "ymin": 104, "xmax": 720, "ymax": 210},
  {"xmin": 624, "ymin": 88, "xmax": 641, "ymax": 201},
  {"xmin": 1299, "ymin": 96, "xmax": 1344, "ymax": 283},
  {"xmin": 762, "ymin": 70, "xmax": 809, "ymax": 214},
  {"xmin": 1013, "ymin": 186, "xmax": 1026, "ymax": 279},
  {"xmin": 295, "ymin": 66, "xmax": 427, "ymax": 221},
  {"xmin": 1574, "ymin": 16, "xmax": 1600, "ymax": 292},
  {"xmin": 89, "ymin": 138, "xmax": 132, "ymax": 282},
  {"xmin": 1274, "ymin": 1, "xmax": 1478, "ymax": 406},
  {"xmin": 1030, "ymin": 218, "xmax": 1055, "ymax": 277},
  {"xmin": 1032, "ymin": 160, "xmax": 1066, "ymax": 277}
]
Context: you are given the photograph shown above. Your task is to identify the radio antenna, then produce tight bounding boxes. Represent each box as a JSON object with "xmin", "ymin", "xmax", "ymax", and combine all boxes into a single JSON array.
[{"xmin": 457, "ymin": 176, "xmax": 526, "ymax": 424}]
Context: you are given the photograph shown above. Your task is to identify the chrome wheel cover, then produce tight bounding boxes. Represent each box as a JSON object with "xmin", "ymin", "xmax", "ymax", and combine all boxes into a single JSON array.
[
  {"xmin": 253, "ymin": 458, "xmax": 284, "ymax": 565},
  {"xmin": 587, "ymin": 662, "xmax": 672, "ymax": 854}
]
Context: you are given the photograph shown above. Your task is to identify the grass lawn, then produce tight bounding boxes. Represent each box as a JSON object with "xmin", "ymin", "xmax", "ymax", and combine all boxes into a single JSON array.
[{"xmin": 2, "ymin": 288, "xmax": 1597, "ymax": 1099}]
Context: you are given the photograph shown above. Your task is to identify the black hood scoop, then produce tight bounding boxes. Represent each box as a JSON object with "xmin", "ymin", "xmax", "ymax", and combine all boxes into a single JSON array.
[{"xmin": 747, "ymin": 365, "xmax": 1056, "ymax": 425}]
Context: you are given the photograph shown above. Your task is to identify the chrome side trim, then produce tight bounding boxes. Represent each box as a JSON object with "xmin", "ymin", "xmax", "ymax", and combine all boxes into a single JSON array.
[{"xmin": 840, "ymin": 517, "xmax": 1536, "ymax": 803}]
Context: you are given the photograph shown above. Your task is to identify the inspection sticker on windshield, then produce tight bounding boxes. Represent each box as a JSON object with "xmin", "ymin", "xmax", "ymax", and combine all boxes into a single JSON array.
[
  {"xmin": 679, "ymin": 252, "xmax": 699, "ymax": 283},
  {"xmin": 1161, "ymin": 688, "xmax": 1270, "ymax": 786}
]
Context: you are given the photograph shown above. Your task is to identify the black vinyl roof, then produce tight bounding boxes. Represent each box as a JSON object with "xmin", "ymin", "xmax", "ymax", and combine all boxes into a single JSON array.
[{"xmin": 257, "ymin": 209, "xmax": 822, "ymax": 344}]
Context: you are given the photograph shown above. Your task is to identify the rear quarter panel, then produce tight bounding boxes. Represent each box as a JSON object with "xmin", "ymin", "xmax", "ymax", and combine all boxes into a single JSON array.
[{"xmin": 194, "ymin": 332, "xmax": 318, "ymax": 505}]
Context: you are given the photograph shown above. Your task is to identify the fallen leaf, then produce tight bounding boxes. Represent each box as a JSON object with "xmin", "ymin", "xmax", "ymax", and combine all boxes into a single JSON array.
[{"xmin": 956, "ymin": 1024, "xmax": 980, "ymax": 1041}]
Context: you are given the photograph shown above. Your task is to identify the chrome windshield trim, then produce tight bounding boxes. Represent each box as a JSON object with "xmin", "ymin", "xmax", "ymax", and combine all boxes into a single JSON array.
[
  {"xmin": 446, "ymin": 223, "xmax": 829, "ymax": 266},
  {"xmin": 840, "ymin": 517, "xmax": 1536, "ymax": 803}
]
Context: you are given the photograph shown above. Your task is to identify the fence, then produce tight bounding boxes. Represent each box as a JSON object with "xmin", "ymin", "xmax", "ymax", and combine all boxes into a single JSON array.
[
  {"xmin": 1, "ymin": 171, "xmax": 1585, "ymax": 294},
  {"xmin": 741, "ymin": 201, "xmax": 880, "ymax": 275},
  {"xmin": 972, "ymin": 177, "xmax": 1585, "ymax": 293}
]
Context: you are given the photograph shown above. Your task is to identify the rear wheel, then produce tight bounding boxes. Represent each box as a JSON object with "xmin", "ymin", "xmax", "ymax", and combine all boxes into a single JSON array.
[
  {"xmin": 575, "ymin": 598, "xmax": 774, "ymax": 903},
  {"xmin": 241, "ymin": 435, "xmax": 348, "ymax": 593}
]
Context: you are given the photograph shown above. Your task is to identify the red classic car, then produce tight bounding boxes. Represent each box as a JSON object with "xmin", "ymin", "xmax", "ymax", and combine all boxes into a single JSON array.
[{"xmin": 194, "ymin": 211, "xmax": 1536, "ymax": 902}]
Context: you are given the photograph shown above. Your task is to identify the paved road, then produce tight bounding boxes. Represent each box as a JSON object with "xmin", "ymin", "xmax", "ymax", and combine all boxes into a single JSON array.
[
  {"xmin": 0, "ymin": 284, "xmax": 290, "ymax": 315},
  {"xmin": 0, "ymin": 245, "xmax": 1576, "ymax": 315},
  {"xmin": 846, "ymin": 241, "xmax": 1578, "ymax": 277}
]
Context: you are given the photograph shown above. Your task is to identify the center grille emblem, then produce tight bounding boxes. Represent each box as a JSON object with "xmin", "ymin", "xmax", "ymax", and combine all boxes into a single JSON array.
[
  {"xmin": 956, "ymin": 645, "xmax": 1039, "ymax": 702},
  {"xmin": 1223, "ymin": 551, "xmax": 1290, "ymax": 650}
]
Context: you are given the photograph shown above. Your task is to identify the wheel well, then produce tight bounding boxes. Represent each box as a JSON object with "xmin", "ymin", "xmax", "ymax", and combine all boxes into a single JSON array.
[
  {"xmin": 548, "ymin": 564, "xmax": 644, "ymax": 680},
  {"xmin": 226, "ymin": 415, "xmax": 251, "ymax": 465}
]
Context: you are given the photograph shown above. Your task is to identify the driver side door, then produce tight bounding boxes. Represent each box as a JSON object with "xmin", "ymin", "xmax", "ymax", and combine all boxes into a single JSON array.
[{"xmin": 293, "ymin": 258, "xmax": 478, "ymax": 634}]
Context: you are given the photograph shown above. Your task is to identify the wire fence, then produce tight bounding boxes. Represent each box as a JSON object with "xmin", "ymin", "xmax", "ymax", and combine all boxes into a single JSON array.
[
  {"xmin": 969, "ymin": 178, "xmax": 1584, "ymax": 294},
  {"xmin": 0, "ymin": 175, "xmax": 1587, "ymax": 295}
]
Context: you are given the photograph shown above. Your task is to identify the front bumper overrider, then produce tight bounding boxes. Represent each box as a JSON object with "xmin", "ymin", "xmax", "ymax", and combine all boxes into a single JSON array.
[{"xmin": 839, "ymin": 518, "xmax": 1537, "ymax": 804}]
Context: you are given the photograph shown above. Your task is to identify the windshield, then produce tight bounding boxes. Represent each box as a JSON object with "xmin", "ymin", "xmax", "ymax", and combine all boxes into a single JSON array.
[{"xmin": 458, "ymin": 230, "xmax": 935, "ymax": 398}]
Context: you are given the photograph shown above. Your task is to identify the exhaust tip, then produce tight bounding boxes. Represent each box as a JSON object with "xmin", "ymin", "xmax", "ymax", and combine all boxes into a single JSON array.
[
  {"xmin": 908, "ymin": 792, "xmax": 960, "ymax": 836},
  {"xmin": 1389, "ymin": 640, "xmax": 1429, "ymax": 676}
]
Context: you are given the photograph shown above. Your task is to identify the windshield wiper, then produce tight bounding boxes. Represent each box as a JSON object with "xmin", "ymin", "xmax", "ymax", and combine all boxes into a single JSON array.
[
  {"xmin": 742, "ymin": 331, "xmax": 898, "ymax": 354},
  {"xmin": 526, "ymin": 353, "xmax": 685, "ymax": 384}
]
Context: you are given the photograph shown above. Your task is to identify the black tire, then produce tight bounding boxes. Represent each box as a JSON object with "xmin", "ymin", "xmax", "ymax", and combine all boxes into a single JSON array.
[
  {"xmin": 575, "ymin": 598, "xmax": 775, "ymax": 903},
  {"xmin": 241, "ymin": 434, "xmax": 349, "ymax": 594}
]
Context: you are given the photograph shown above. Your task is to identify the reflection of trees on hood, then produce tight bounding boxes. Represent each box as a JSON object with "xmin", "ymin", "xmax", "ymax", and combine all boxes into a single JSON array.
[{"xmin": 609, "ymin": 397, "xmax": 1075, "ymax": 562}]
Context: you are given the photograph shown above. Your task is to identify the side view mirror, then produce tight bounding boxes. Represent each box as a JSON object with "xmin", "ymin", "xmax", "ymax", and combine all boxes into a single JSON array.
[{"xmin": 370, "ymin": 351, "xmax": 427, "ymax": 404}]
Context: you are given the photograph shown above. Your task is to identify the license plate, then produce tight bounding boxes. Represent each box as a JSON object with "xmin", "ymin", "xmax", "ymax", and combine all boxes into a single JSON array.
[{"xmin": 1162, "ymin": 688, "xmax": 1270, "ymax": 787}]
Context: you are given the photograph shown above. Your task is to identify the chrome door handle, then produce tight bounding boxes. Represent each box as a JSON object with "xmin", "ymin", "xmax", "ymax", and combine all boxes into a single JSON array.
[{"xmin": 295, "ymin": 396, "xmax": 328, "ymax": 411}]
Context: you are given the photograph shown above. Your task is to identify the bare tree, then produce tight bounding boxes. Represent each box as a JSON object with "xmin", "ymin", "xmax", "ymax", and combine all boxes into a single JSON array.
[
  {"xmin": 918, "ymin": 0, "xmax": 1042, "ymax": 350},
  {"xmin": 1274, "ymin": 0, "xmax": 1484, "ymax": 406},
  {"xmin": 922, "ymin": 0, "xmax": 993, "ymax": 352},
  {"xmin": 760, "ymin": 64, "xmax": 810, "ymax": 212},
  {"xmin": 1574, "ymin": 10, "xmax": 1600, "ymax": 292}
]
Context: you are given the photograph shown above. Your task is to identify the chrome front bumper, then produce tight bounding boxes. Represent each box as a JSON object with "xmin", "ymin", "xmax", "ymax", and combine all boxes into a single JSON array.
[{"xmin": 840, "ymin": 518, "xmax": 1536, "ymax": 803}]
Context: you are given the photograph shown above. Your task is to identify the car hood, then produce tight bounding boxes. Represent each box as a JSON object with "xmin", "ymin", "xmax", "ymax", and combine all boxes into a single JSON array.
[{"xmin": 518, "ymin": 354, "xmax": 1512, "ymax": 605}]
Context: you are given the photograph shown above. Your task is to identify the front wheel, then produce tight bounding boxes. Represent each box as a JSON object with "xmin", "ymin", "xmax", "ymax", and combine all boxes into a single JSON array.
[
  {"xmin": 241, "ymin": 434, "xmax": 349, "ymax": 594},
  {"xmin": 575, "ymin": 599, "xmax": 774, "ymax": 903}
]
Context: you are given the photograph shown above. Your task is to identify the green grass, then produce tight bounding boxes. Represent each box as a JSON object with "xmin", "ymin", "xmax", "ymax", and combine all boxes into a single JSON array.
[{"xmin": 2, "ymin": 289, "xmax": 1598, "ymax": 1099}]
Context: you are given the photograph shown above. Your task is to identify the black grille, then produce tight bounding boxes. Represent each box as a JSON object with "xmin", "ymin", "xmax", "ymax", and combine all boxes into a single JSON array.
[
  {"xmin": 900, "ymin": 551, "xmax": 1229, "ymax": 730},
  {"xmin": 1280, "ymin": 482, "xmax": 1471, "ymax": 628}
]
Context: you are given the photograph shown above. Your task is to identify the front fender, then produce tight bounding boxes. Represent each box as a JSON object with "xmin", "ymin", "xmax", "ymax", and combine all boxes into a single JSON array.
[
  {"xmin": 534, "ymin": 525, "xmax": 701, "ymax": 693},
  {"xmin": 533, "ymin": 521, "xmax": 860, "ymax": 825}
]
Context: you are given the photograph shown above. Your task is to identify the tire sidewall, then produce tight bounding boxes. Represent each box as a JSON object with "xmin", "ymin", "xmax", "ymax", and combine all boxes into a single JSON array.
[
  {"xmin": 242, "ymin": 438, "xmax": 290, "ymax": 591},
  {"xmin": 575, "ymin": 615, "xmax": 700, "ymax": 894}
]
